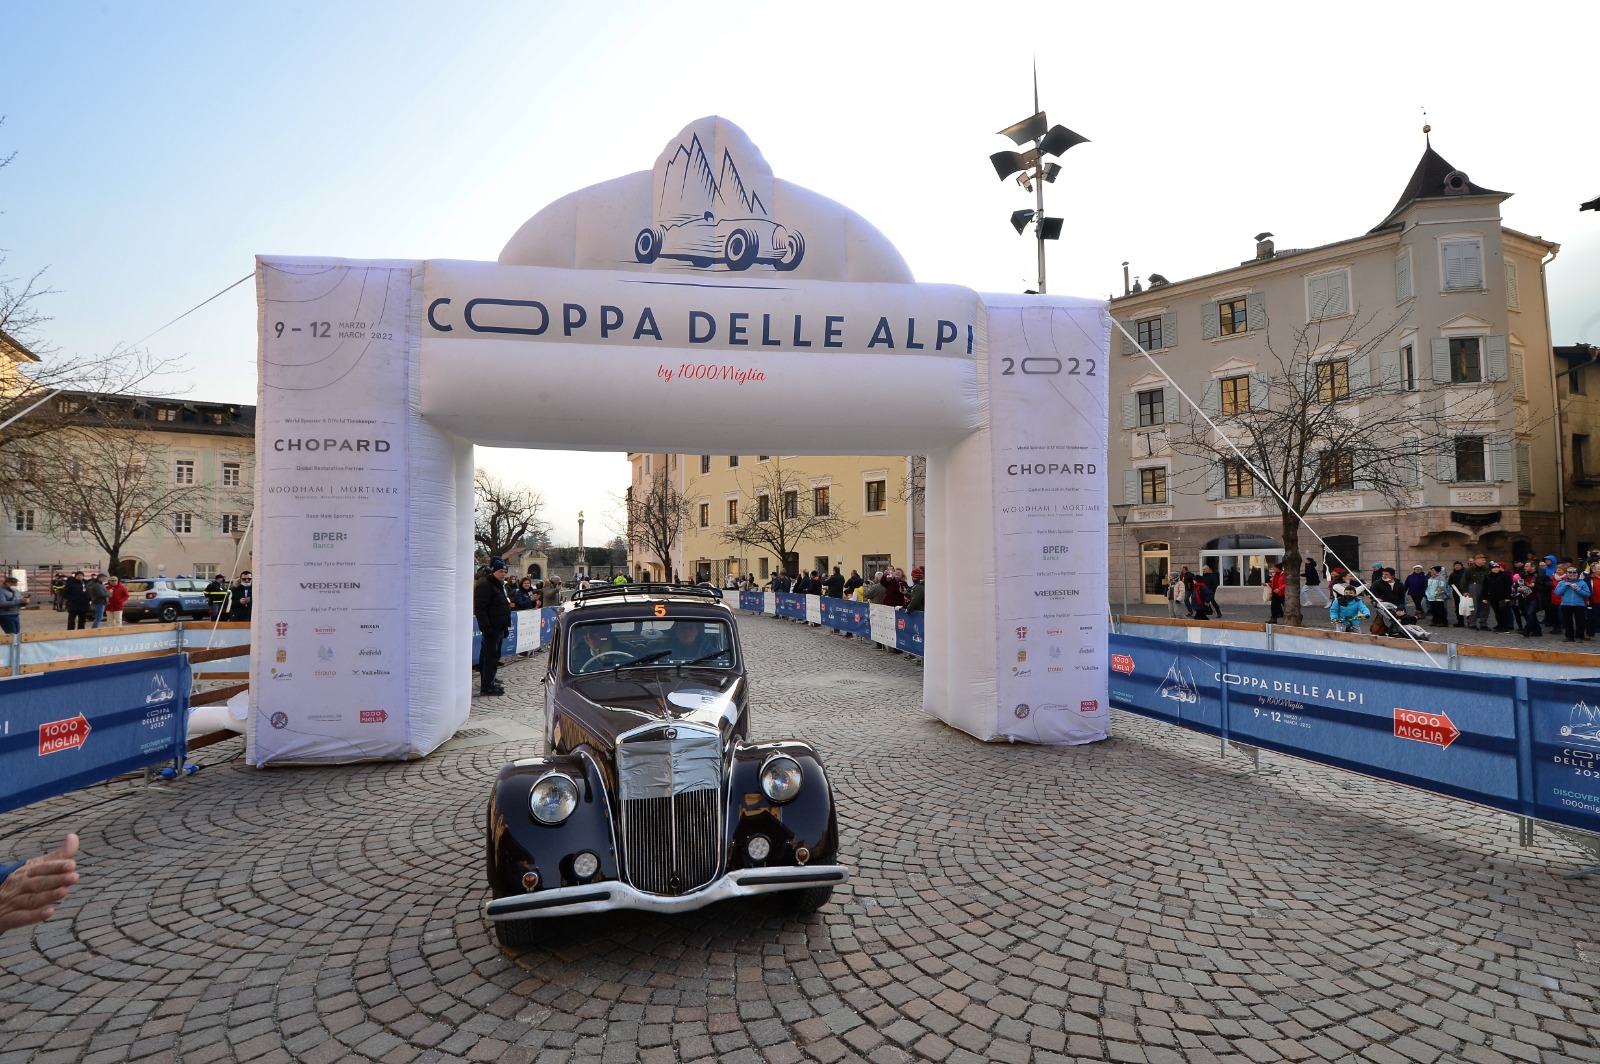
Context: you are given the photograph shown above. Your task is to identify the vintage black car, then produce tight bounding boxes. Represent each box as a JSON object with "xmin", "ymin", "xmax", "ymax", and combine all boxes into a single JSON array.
[{"xmin": 483, "ymin": 583, "xmax": 846, "ymax": 947}]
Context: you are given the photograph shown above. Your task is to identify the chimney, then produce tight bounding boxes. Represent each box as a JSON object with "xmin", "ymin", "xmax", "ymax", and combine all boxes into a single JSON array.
[{"xmin": 1254, "ymin": 232, "xmax": 1275, "ymax": 259}]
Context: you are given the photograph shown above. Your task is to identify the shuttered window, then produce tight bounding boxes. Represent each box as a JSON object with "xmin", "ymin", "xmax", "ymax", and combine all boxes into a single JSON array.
[
  {"xmin": 1223, "ymin": 459, "xmax": 1255, "ymax": 498},
  {"xmin": 1515, "ymin": 443, "xmax": 1532, "ymax": 493},
  {"xmin": 1454, "ymin": 436, "xmax": 1487, "ymax": 482},
  {"xmin": 1442, "ymin": 239, "xmax": 1483, "ymax": 291},
  {"xmin": 1316, "ymin": 360, "xmax": 1350, "ymax": 401},
  {"xmin": 1136, "ymin": 316, "xmax": 1162, "ymax": 351},
  {"xmin": 1395, "ymin": 249, "xmax": 1413, "ymax": 303},
  {"xmin": 1504, "ymin": 260, "xmax": 1520, "ymax": 309},
  {"xmin": 1308, "ymin": 271, "xmax": 1350, "ymax": 320},
  {"xmin": 1220, "ymin": 375, "xmax": 1250, "ymax": 414}
]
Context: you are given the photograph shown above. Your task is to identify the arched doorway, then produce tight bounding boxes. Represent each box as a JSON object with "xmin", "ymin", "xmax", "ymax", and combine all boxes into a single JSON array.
[
  {"xmin": 116, "ymin": 557, "xmax": 144, "ymax": 579},
  {"xmin": 1140, "ymin": 541, "xmax": 1169, "ymax": 603}
]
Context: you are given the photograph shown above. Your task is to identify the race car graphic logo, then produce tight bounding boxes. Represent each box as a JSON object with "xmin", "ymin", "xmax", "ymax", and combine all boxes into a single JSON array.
[
  {"xmin": 1560, "ymin": 700, "xmax": 1600, "ymax": 747},
  {"xmin": 146, "ymin": 674, "xmax": 175, "ymax": 705},
  {"xmin": 1159, "ymin": 659, "xmax": 1199, "ymax": 704},
  {"xmin": 635, "ymin": 122, "xmax": 805, "ymax": 273}
]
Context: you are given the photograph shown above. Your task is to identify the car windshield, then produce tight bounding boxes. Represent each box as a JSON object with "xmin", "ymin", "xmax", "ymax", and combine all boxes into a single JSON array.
[{"xmin": 568, "ymin": 618, "xmax": 734, "ymax": 674}]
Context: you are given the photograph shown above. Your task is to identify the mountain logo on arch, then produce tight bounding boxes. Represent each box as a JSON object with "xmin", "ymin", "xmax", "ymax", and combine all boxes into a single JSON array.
[{"xmin": 634, "ymin": 129, "xmax": 805, "ymax": 273}]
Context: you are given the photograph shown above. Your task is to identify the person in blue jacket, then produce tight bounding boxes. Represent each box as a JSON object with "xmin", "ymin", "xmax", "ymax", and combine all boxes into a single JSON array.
[
  {"xmin": 1555, "ymin": 564, "xmax": 1592, "ymax": 642},
  {"xmin": 1329, "ymin": 583, "xmax": 1371, "ymax": 633}
]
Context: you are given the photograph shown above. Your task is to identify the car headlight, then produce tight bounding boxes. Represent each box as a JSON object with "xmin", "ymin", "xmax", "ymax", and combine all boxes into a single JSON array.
[
  {"xmin": 760, "ymin": 756, "xmax": 803, "ymax": 803},
  {"xmin": 529, "ymin": 773, "xmax": 579, "ymax": 825}
]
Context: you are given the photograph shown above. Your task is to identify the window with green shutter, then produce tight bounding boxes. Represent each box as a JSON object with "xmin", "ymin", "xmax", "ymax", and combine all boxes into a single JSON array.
[
  {"xmin": 1395, "ymin": 248, "xmax": 1413, "ymax": 303},
  {"xmin": 1140, "ymin": 467, "xmax": 1168, "ymax": 504},
  {"xmin": 1136, "ymin": 316, "xmax": 1163, "ymax": 351},
  {"xmin": 1308, "ymin": 270, "xmax": 1350, "ymax": 320},
  {"xmin": 1219, "ymin": 298, "xmax": 1248, "ymax": 336},
  {"xmin": 1442, "ymin": 239, "xmax": 1483, "ymax": 291}
]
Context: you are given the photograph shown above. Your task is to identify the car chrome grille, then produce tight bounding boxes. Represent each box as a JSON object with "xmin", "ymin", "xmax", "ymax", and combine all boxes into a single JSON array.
[{"xmin": 616, "ymin": 727, "xmax": 724, "ymax": 896}]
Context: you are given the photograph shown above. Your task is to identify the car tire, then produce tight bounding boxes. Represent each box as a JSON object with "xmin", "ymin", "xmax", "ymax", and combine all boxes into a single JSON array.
[
  {"xmin": 773, "ymin": 230, "xmax": 805, "ymax": 272},
  {"xmin": 494, "ymin": 919, "xmax": 537, "ymax": 949},
  {"xmin": 159, "ymin": 604, "xmax": 179, "ymax": 623},
  {"xmin": 724, "ymin": 228, "xmax": 758, "ymax": 271},
  {"xmin": 634, "ymin": 227, "xmax": 663, "ymax": 264},
  {"xmin": 784, "ymin": 885, "xmax": 834, "ymax": 913}
]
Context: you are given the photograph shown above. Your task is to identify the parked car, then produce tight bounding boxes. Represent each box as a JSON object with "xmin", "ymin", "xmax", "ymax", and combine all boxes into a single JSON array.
[
  {"xmin": 119, "ymin": 577, "xmax": 212, "ymax": 623},
  {"xmin": 483, "ymin": 582, "xmax": 845, "ymax": 947}
]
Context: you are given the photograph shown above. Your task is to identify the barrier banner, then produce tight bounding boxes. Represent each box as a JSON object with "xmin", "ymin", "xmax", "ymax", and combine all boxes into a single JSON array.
[
  {"xmin": 774, "ymin": 593, "xmax": 805, "ymax": 620},
  {"xmin": 16, "ymin": 627, "xmax": 180, "ymax": 669},
  {"xmin": 805, "ymin": 595, "xmax": 822, "ymax": 625},
  {"xmin": 513, "ymin": 611, "xmax": 541, "ymax": 654},
  {"xmin": 0, "ymin": 656, "xmax": 191, "ymax": 814},
  {"xmin": 895, "ymin": 611, "xmax": 925, "ymax": 655},
  {"xmin": 1107, "ymin": 634, "xmax": 1224, "ymax": 735},
  {"xmin": 869, "ymin": 603, "xmax": 898, "ymax": 646},
  {"xmin": 539, "ymin": 606, "xmax": 557, "ymax": 646},
  {"xmin": 1528, "ymin": 679, "xmax": 1600, "ymax": 834},
  {"xmin": 819, "ymin": 599, "xmax": 870, "ymax": 637},
  {"xmin": 738, "ymin": 591, "xmax": 764, "ymax": 613},
  {"xmin": 1222, "ymin": 645, "xmax": 1520, "ymax": 809}
]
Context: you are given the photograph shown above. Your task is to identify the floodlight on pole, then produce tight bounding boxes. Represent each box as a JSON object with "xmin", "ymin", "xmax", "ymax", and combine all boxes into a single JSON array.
[{"xmin": 989, "ymin": 64, "xmax": 1088, "ymax": 294}]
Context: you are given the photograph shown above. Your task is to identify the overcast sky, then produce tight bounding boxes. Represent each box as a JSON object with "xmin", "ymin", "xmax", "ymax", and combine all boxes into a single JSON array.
[{"xmin": 4, "ymin": 1, "xmax": 1594, "ymax": 545}]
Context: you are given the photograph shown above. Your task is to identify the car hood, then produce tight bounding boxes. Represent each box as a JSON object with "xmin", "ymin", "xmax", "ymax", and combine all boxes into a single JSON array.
[{"xmin": 564, "ymin": 669, "xmax": 746, "ymax": 745}]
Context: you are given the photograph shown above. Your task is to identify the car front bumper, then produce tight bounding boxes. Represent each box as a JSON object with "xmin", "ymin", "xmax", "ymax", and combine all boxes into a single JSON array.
[{"xmin": 483, "ymin": 863, "xmax": 848, "ymax": 921}]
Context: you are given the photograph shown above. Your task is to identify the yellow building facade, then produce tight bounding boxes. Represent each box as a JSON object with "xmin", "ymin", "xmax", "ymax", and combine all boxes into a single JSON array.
[{"xmin": 628, "ymin": 453, "xmax": 921, "ymax": 586}]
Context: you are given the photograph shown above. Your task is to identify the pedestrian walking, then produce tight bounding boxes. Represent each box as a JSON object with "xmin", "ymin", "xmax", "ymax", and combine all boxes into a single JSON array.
[
  {"xmin": 1268, "ymin": 562, "xmax": 1286, "ymax": 623},
  {"xmin": 1302, "ymin": 558, "xmax": 1329, "ymax": 607},
  {"xmin": 1424, "ymin": 566, "xmax": 1450, "ymax": 627}
]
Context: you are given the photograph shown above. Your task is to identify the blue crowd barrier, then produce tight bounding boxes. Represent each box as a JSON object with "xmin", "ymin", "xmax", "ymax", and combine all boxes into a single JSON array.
[
  {"xmin": 731, "ymin": 592, "xmax": 922, "ymax": 656},
  {"xmin": 0, "ymin": 655, "xmax": 193, "ymax": 815},
  {"xmin": 1109, "ymin": 633, "xmax": 1600, "ymax": 837}
]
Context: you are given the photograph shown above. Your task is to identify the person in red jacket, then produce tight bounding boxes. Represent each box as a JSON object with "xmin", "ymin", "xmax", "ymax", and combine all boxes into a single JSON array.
[
  {"xmin": 1268, "ymin": 562, "xmax": 1286, "ymax": 622},
  {"xmin": 105, "ymin": 575, "xmax": 129, "ymax": 627}
]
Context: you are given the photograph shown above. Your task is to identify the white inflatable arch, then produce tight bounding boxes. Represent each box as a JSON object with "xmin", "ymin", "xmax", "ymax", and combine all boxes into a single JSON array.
[{"xmin": 249, "ymin": 117, "xmax": 1109, "ymax": 765}]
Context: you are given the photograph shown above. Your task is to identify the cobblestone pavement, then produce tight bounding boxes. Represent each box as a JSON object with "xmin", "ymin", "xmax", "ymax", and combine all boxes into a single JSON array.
[{"xmin": 2, "ymin": 613, "xmax": 1598, "ymax": 1064}]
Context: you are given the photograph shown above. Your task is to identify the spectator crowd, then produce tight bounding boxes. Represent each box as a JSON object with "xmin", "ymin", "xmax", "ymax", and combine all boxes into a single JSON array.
[{"xmin": 1162, "ymin": 551, "xmax": 1600, "ymax": 643}]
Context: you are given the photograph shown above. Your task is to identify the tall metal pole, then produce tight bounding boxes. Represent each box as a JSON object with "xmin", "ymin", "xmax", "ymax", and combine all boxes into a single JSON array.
[
  {"xmin": 1032, "ymin": 62, "xmax": 1046, "ymax": 294},
  {"xmin": 1119, "ymin": 524, "xmax": 1129, "ymax": 617}
]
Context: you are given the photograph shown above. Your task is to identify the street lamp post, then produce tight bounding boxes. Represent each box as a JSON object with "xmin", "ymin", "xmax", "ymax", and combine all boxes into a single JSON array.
[{"xmin": 1111, "ymin": 502, "xmax": 1133, "ymax": 618}]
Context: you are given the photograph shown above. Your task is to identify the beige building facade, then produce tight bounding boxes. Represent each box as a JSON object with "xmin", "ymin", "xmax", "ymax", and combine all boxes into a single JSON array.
[
  {"xmin": 1, "ymin": 393, "xmax": 256, "ymax": 582},
  {"xmin": 1109, "ymin": 144, "xmax": 1561, "ymax": 604},
  {"xmin": 628, "ymin": 452, "xmax": 918, "ymax": 585}
]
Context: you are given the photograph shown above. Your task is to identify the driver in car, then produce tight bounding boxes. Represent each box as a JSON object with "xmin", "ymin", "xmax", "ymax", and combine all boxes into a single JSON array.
[
  {"xmin": 664, "ymin": 621, "xmax": 725, "ymax": 665},
  {"xmin": 575, "ymin": 624, "xmax": 621, "ymax": 672}
]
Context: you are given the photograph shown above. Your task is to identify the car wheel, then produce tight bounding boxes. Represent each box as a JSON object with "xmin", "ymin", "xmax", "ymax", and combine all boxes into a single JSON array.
[
  {"xmin": 773, "ymin": 230, "xmax": 805, "ymax": 272},
  {"xmin": 634, "ymin": 227, "xmax": 663, "ymax": 264},
  {"xmin": 494, "ymin": 919, "xmax": 538, "ymax": 949},
  {"xmin": 159, "ymin": 604, "xmax": 179, "ymax": 623},
  {"xmin": 784, "ymin": 885, "xmax": 834, "ymax": 913},
  {"xmin": 724, "ymin": 228, "xmax": 758, "ymax": 271}
]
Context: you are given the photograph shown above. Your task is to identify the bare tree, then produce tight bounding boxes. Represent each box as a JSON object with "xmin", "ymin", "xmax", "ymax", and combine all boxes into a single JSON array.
[
  {"xmin": 1164, "ymin": 306, "xmax": 1507, "ymax": 627},
  {"xmin": 2, "ymin": 411, "xmax": 245, "ymax": 575},
  {"xmin": 621, "ymin": 473, "xmax": 690, "ymax": 582},
  {"xmin": 474, "ymin": 469, "xmax": 550, "ymax": 563},
  {"xmin": 896, "ymin": 454, "xmax": 926, "ymax": 508},
  {"xmin": 715, "ymin": 457, "xmax": 855, "ymax": 573}
]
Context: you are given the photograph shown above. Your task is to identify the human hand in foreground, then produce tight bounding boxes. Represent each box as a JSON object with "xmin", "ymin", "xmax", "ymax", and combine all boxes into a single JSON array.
[{"xmin": 0, "ymin": 834, "xmax": 80, "ymax": 932}]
